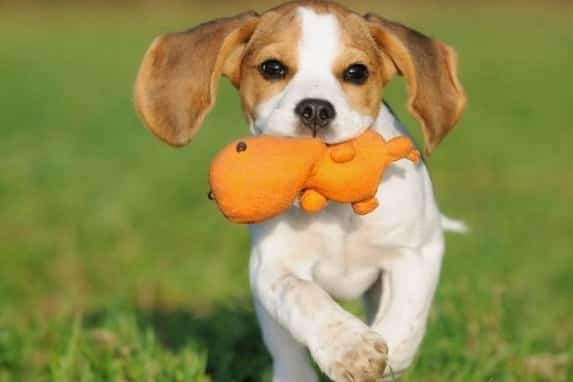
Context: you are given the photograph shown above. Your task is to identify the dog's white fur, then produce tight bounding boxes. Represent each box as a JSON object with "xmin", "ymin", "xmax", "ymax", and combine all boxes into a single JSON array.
[{"xmin": 249, "ymin": 8, "xmax": 451, "ymax": 381}]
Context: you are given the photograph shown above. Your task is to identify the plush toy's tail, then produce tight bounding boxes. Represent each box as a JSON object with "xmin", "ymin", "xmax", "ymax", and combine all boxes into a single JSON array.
[{"xmin": 440, "ymin": 214, "xmax": 469, "ymax": 234}]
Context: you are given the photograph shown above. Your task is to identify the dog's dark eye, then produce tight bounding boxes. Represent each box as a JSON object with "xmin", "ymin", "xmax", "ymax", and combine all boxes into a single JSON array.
[
  {"xmin": 343, "ymin": 64, "xmax": 369, "ymax": 85},
  {"xmin": 259, "ymin": 59, "xmax": 288, "ymax": 81}
]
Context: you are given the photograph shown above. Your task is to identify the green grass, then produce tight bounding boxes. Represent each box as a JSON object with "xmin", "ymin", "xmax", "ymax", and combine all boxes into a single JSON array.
[{"xmin": 0, "ymin": 3, "xmax": 572, "ymax": 381}]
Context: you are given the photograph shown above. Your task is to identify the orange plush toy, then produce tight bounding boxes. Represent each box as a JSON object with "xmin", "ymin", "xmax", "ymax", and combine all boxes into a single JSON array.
[{"xmin": 209, "ymin": 129, "xmax": 420, "ymax": 224}]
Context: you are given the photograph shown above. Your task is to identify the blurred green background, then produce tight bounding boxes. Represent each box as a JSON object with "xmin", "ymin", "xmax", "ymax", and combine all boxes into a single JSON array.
[{"xmin": 0, "ymin": 1, "xmax": 572, "ymax": 381}]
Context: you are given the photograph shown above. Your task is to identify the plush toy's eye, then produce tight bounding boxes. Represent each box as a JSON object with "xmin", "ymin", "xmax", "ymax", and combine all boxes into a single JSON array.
[
  {"xmin": 236, "ymin": 141, "xmax": 248, "ymax": 153},
  {"xmin": 343, "ymin": 64, "xmax": 369, "ymax": 85},
  {"xmin": 208, "ymin": 191, "xmax": 215, "ymax": 200},
  {"xmin": 259, "ymin": 59, "xmax": 288, "ymax": 81}
]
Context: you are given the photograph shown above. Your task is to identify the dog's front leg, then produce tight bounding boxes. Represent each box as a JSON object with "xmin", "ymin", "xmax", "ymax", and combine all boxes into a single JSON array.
[
  {"xmin": 250, "ymin": 222, "xmax": 388, "ymax": 382},
  {"xmin": 366, "ymin": 238, "xmax": 445, "ymax": 381}
]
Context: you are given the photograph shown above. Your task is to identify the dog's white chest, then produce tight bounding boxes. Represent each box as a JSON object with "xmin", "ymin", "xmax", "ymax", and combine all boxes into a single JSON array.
[
  {"xmin": 313, "ymin": 256, "xmax": 380, "ymax": 300},
  {"xmin": 300, "ymin": 204, "xmax": 388, "ymax": 300}
]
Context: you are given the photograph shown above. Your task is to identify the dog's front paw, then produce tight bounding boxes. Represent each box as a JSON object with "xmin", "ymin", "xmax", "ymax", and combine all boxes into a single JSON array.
[{"xmin": 313, "ymin": 325, "xmax": 388, "ymax": 382}]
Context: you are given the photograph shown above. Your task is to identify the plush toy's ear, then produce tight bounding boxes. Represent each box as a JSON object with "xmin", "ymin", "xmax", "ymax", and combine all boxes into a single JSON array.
[
  {"xmin": 134, "ymin": 12, "xmax": 259, "ymax": 147},
  {"xmin": 365, "ymin": 13, "xmax": 466, "ymax": 155}
]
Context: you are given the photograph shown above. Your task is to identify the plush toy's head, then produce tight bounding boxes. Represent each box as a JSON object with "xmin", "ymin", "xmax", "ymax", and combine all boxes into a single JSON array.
[{"xmin": 209, "ymin": 135, "xmax": 326, "ymax": 224}]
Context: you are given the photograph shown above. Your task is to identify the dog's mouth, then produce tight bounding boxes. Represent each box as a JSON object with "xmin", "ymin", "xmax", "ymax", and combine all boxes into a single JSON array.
[
  {"xmin": 309, "ymin": 123, "xmax": 332, "ymax": 138},
  {"xmin": 292, "ymin": 122, "xmax": 370, "ymax": 145},
  {"xmin": 253, "ymin": 115, "xmax": 370, "ymax": 145},
  {"xmin": 293, "ymin": 122, "xmax": 336, "ymax": 142}
]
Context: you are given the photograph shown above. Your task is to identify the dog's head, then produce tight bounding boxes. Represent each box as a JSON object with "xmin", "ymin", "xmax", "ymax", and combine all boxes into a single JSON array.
[{"xmin": 134, "ymin": 1, "xmax": 466, "ymax": 154}]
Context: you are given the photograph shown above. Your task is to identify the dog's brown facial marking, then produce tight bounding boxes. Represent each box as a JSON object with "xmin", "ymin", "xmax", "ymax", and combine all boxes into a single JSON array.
[
  {"xmin": 237, "ymin": 1, "xmax": 394, "ymax": 134},
  {"xmin": 238, "ymin": 8, "xmax": 301, "ymax": 125},
  {"xmin": 332, "ymin": 12, "xmax": 389, "ymax": 119},
  {"xmin": 134, "ymin": 0, "xmax": 465, "ymax": 154},
  {"xmin": 242, "ymin": 5, "xmax": 380, "ymax": 143}
]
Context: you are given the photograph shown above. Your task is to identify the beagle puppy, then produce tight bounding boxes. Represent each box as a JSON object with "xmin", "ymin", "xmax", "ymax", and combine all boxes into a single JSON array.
[{"xmin": 134, "ymin": 1, "xmax": 466, "ymax": 381}]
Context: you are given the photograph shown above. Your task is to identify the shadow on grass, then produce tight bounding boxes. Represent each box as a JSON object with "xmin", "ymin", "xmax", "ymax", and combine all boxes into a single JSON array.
[
  {"xmin": 136, "ymin": 304, "xmax": 331, "ymax": 381},
  {"xmin": 83, "ymin": 302, "xmax": 330, "ymax": 381},
  {"xmin": 136, "ymin": 304, "xmax": 272, "ymax": 382}
]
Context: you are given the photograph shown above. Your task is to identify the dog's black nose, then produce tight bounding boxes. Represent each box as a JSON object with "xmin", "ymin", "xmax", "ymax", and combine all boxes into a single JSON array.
[{"xmin": 295, "ymin": 98, "xmax": 336, "ymax": 134}]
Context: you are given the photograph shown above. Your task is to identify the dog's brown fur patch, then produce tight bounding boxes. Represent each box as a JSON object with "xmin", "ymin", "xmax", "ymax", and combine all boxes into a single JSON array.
[{"xmin": 238, "ymin": 8, "xmax": 301, "ymax": 122}]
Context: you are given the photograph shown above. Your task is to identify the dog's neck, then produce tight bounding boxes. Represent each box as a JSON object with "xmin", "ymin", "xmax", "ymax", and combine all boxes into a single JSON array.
[{"xmin": 374, "ymin": 103, "xmax": 410, "ymax": 140}]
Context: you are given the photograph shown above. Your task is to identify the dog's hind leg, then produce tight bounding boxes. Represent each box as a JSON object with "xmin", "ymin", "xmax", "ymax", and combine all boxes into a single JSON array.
[{"xmin": 254, "ymin": 298, "xmax": 318, "ymax": 382}]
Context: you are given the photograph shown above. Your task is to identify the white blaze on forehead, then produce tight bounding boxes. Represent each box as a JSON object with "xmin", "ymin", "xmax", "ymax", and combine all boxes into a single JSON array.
[{"xmin": 298, "ymin": 8, "xmax": 339, "ymax": 76}]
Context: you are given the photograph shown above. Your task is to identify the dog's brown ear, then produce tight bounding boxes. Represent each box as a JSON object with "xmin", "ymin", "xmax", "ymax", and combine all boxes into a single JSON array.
[
  {"xmin": 365, "ymin": 14, "xmax": 466, "ymax": 155},
  {"xmin": 134, "ymin": 12, "xmax": 259, "ymax": 147}
]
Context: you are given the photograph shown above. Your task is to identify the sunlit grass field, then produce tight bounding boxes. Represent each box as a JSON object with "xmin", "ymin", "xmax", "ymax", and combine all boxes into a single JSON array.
[{"xmin": 0, "ymin": 2, "xmax": 572, "ymax": 381}]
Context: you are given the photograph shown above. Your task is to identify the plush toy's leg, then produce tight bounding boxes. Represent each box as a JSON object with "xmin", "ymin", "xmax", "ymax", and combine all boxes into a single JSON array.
[
  {"xmin": 405, "ymin": 149, "xmax": 421, "ymax": 163},
  {"xmin": 352, "ymin": 197, "xmax": 380, "ymax": 215},
  {"xmin": 300, "ymin": 190, "xmax": 328, "ymax": 213},
  {"xmin": 329, "ymin": 142, "xmax": 356, "ymax": 163}
]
